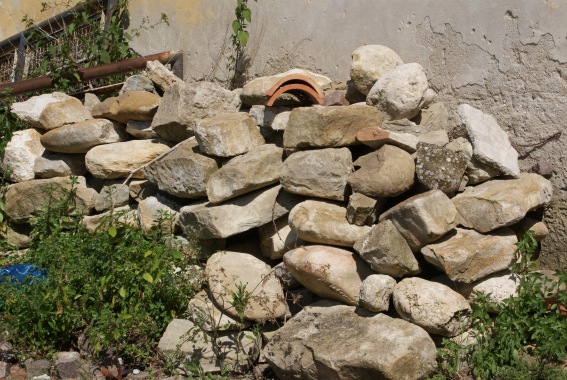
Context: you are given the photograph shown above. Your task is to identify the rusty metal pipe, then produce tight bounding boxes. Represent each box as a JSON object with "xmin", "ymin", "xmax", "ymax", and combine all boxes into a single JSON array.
[{"xmin": 0, "ymin": 50, "xmax": 180, "ymax": 97}]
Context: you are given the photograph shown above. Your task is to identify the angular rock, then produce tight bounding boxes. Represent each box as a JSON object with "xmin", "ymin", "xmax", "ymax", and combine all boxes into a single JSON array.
[
  {"xmin": 271, "ymin": 111, "xmax": 291, "ymax": 131},
  {"xmin": 466, "ymin": 157, "xmax": 501, "ymax": 185},
  {"xmin": 419, "ymin": 129, "xmax": 449, "ymax": 146},
  {"xmin": 367, "ymin": 63, "xmax": 430, "ymax": 120},
  {"xmin": 25, "ymin": 359, "xmax": 51, "ymax": 379},
  {"xmin": 129, "ymin": 180, "xmax": 159, "ymax": 202},
  {"xmin": 206, "ymin": 251, "xmax": 287, "ymax": 320},
  {"xmin": 283, "ymin": 104, "xmax": 382, "ymax": 148},
  {"xmin": 458, "ymin": 271, "xmax": 520, "ymax": 308},
  {"xmin": 264, "ymin": 302, "xmax": 437, "ymax": 380},
  {"xmin": 258, "ymin": 217, "xmax": 305, "ymax": 259},
  {"xmin": 0, "ymin": 129, "xmax": 45, "ymax": 182},
  {"xmin": 10, "ymin": 92, "xmax": 70, "ymax": 128},
  {"xmin": 514, "ymin": 217, "xmax": 550, "ymax": 241},
  {"xmin": 248, "ymin": 105, "xmax": 292, "ymax": 130},
  {"xmin": 421, "ymin": 228, "xmax": 518, "ymax": 283},
  {"xmin": 379, "ymin": 190, "xmax": 458, "ymax": 252},
  {"xmin": 158, "ymin": 318, "xmax": 259, "ymax": 373},
  {"xmin": 85, "ymin": 139, "xmax": 170, "ymax": 179},
  {"xmin": 83, "ymin": 93, "xmax": 101, "ymax": 113},
  {"xmin": 34, "ymin": 152, "xmax": 86, "ymax": 179},
  {"xmin": 359, "ymin": 274, "xmax": 397, "ymax": 312},
  {"xmin": 94, "ymin": 180, "xmax": 131, "ymax": 212},
  {"xmin": 4, "ymin": 176, "xmax": 92, "ymax": 223},
  {"xmin": 151, "ymin": 81, "xmax": 241, "ymax": 142},
  {"xmin": 106, "ymin": 90, "xmax": 161, "ymax": 124},
  {"xmin": 91, "ymin": 96, "xmax": 117, "ymax": 119},
  {"xmin": 55, "ymin": 352, "xmax": 81, "ymax": 380},
  {"xmin": 40, "ymin": 118, "xmax": 128, "ymax": 153},
  {"xmin": 0, "ymin": 223, "xmax": 31, "ymax": 249},
  {"xmin": 126, "ymin": 120, "xmax": 158, "ymax": 139},
  {"xmin": 280, "ymin": 148, "xmax": 352, "ymax": 201},
  {"xmin": 419, "ymin": 102, "xmax": 449, "ymax": 130},
  {"xmin": 240, "ymin": 68, "xmax": 332, "ymax": 106},
  {"xmin": 416, "ymin": 142, "xmax": 468, "ymax": 193},
  {"xmin": 284, "ymin": 246, "xmax": 373, "ymax": 305},
  {"xmin": 452, "ymin": 173, "xmax": 553, "ymax": 233},
  {"xmin": 206, "ymin": 144, "xmax": 283, "ymax": 203},
  {"xmin": 144, "ymin": 138, "xmax": 218, "ymax": 198},
  {"xmin": 187, "ymin": 289, "xmax": 249, "ymax": 332},
  {"xmin": 458, "ymin": 104, "xmax": 520, "ymax": 177},
  {"xmin": 346, "ymin": 192, "xmax": 383, "ymax": 226},
  {"xmin": 146, "ymin": 60, "xmax": 183, "ymax": 91},
  {"xmin": 289, "ymin": 200, "xmax": 371, "ymax": 247},
  {"xmin": 381, "ymin": 117, "xmax": 443, "ymax": 136},
  {"xmin": 348, "ymin": 144, "xmax": 415, "ymax": 198},
  {"xmin": 356, "ymin": 125, "xmax": 419, "ymax": 152},
  {"xmin": 38, "ymin": 97, "xmax": 92, "ymax": 131},
  {"xmin": 323, "ymin": 90, "xmax": 349, "ymax": 106},
  {"xmin": 194, "ymin": 113, "xmax": 264, "ymax": 157},
  {"xmin": 119, "ymin": 74, "xmax": 156, "ymax": 95},
  {"xmin": 177, "ymin": 185, "xmax": 301, "ymax": 239},
  {"xmin": 354, "ymin": 219, "xmax": 421, "ymax": 277},
  {"xmin": 137, "ymin": 194, "xmax": 180, "ymax": 233},
  {"xmin": 393, "ymin": 277, "xmax": 471, "ymax": 337},
  {"xmin": 81, "ymin": 205, "xmax": 139, "ymax": 233},
  {"xmin": 274, "ymin": 262, "xmax": 302, "ymax": 290},
  {"xmin": 350, "ymin": 45, "xmax": 404, "ymax": 95}
]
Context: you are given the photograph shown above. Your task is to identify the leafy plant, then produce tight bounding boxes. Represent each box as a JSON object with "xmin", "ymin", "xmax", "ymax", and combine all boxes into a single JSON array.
[
  {"xmin": 227, "ymin": 0, "xmax": 257, "ymax": 89},
  {"xmin": 0, "ymin": 177, "xmax": 198, "ymax": 363}
]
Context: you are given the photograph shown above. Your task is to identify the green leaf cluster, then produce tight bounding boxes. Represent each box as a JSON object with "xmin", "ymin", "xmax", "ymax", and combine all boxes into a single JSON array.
[{"xmin": 0, "ymin": 178, "xmax": 198, "ymax": 364}]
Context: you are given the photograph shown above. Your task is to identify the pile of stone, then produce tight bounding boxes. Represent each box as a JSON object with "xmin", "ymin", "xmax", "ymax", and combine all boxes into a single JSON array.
[{"xmin": 0, "ymin": 46, "xmax": 553, "ymax": 379}]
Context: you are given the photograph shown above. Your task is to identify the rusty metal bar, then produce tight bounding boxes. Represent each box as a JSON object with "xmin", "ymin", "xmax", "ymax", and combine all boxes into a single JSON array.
[{"xmin": 0, "ymin": 50, "xmax": 180, "ymax": 97}]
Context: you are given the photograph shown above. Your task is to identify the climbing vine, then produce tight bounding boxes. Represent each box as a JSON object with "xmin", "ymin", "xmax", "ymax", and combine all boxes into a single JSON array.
[{"xmin": 227, "ymin": 0, "xmax": 257, "ymax": 89}]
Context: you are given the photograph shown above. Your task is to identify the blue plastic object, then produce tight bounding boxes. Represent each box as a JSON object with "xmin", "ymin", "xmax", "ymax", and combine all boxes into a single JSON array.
[{"xmin": 0, "ymin": 264, "xmax": 47, "ymax": 285}]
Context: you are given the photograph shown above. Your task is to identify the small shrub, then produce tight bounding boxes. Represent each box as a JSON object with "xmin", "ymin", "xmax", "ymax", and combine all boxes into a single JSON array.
[{"xmin": 0, "ymin": 178, "xmax": 198, "ymax": 364}]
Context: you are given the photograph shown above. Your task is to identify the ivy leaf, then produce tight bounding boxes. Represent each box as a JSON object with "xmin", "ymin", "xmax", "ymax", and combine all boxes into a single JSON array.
[
  {"xmin": 100, "ymin": 50, "xmax": 111, "ymax": 64},
  {"xmin": 119, "ymin": 286, "xmax": 126, "ymax": 298},
  {"xmin": 172, "ymin": 251, "xmax": 183, "ymax": 260},
  {"xmin": 142, "ymin": 273, "xmax": 153, "ymax": 283},
  {"xmin": 107, "ymin": 226, "xmax": 117, "ymax": 238},
  {"xmin": 232, "ymin": 20, "xmax": 240, "ymax": 34},
  {"xmin": 242, "ymin": 8, "xmax": 251, "ymax": 22},
  {"xmin": 238, "ymin": 30, "xmax": 249, "ymax": 47},
  {"xmin": 144, "ymin": 250, "xmax": 153, "ymax": 258},
  {"xmin": 68, "ymin": 23, "xmax": 75, "ymax": 35}
]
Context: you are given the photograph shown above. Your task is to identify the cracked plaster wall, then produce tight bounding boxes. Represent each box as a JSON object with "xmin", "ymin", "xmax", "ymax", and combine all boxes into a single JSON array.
[{"xmin": 128, "ymin": 0, "xmax": 567, "ymax": 270}]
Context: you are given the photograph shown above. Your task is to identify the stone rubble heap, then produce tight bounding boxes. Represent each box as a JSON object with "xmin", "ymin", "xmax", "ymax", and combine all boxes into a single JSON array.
[{"xmin": 1, "ymin": 46, "xmax": 553, "ymax": 380}]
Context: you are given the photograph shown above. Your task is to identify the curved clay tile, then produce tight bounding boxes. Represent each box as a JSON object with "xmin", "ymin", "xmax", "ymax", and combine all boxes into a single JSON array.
[{"xmin": 265, "ymin": 74, "xmax": 324, "ymax": 106}]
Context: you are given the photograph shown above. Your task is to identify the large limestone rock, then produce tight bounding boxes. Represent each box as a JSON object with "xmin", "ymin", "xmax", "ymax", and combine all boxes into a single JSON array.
[
  {"xmin": 34, "ymin": 152, "xmax": 86, "ymax": 179},
  {"xmin": 452, "ymin": 173, "xmax": 553, "ymax": 233},
  {"xmin": 416, "ymin": 142, "xmax": 468, "ymax": 193},
  {"xmin": 359, "ymin": 274, "xmax": 397, "ymax": 312},
  {"xmin": 177, "ymin": 185, "xmax": 301, "ymax": 239},
  {"xmin": 458, "ymin": 104, "xmax": 520, "ymax": 177},
  {"xmin": 40, "ymin": 119, "xmax": 128, "ymax": 153},
  {"xmin": 393, "ymin": 277, "xmax": 471, "ymax": 337},
  {"xmin": 283, "ymin": 246, "xmax": 373, "ymax": 305},
  {"xmin": 367, "ymin": 63, "xmax": 430, "ymax": 120},
  {"xmin": 207, "ymin": 144, "xmax": 283, "ymax": 203},
  {"xmin": 4, "ymin": 176, "xmax": 92, "ymax": 223},
  {"xmin": 37, "ymin": 97, "xmax": 92, "ymax": 130},
  {"xmin": 240, "ymin": 68, "xmax": 332, "ymax": 106},
  {"xmin": 280, "ymin": 148, "xmax": 353, "ymax": 201},
  {"xmin": 379, "ymin": 190, "xmax": 458, "ymax": 252},
  {"xmin": 10, "ymin": 92, "xmax": 70, "ymax": 128},
  {"xmin": 144, "ymin": 138, "xmax": 219, "ymax": 199},
  {"xmin": 194, "ymin": 113, "xmax": 264, "ymax": 157},
  {"xmin": 264, "ymin": 302, "xmax": 437, "ymax": 380},
  {"xmin": 146, "ymin": 60, "xmax": 183, "ymax": 91},
  {"xmin": 158, "ymin": 319, "xmax": 259, "ymax": 373},
  {"xmin": 0, "ymin": 129, "xmax": 45, "ymax": 182},
  {"xmin": 422, "ymin": 228, "xmax": 518, "ymax": 283},
  {"xmin": 348, "ymin": 144, "xmax": 415, "ymax": 198},
  {"xmin": 289, "ymin": 200, "xmax": 371, "ymax": 247},
  {"xmin": 85, "ymin": 139, "xmax": 170, "ymax": 179},
  {"xmin": 187, "ymin": 290, "xmax": 249, "ymax": 332},
  {"xmin": 283, "ymin": 104, "xmax": 382, "ymax": 149},
  {"xmin": 94, "ymin": 180, "xmax": 130, "ymax": 212},
  {"xmin": 350, "ymin": 45, "xmax": 404, "ymax": 95},
  {"xmin": 459, "ymin": 271, "xmax": 520, "ymax": 308},
  {"xmin": 205, "ymin": 251, "xmax": 287, "ymax": 320},
  {"xmin": 137, "ymin": 194, "xmax": 180, "ymax": 233},
  {"xmin": 151, "ymin": 81, "xmax": 241, "ymax": 142},
  {"xmin": 105, "ymin": 90, "xmax": 161, "ymax": 124},
  {"xmin": 258, "ymin": 217, "xmax": 304, "ymax": 260},
  {"xmin": 354, "ymin": 220, "xmax": 421, "ymax": 278}
]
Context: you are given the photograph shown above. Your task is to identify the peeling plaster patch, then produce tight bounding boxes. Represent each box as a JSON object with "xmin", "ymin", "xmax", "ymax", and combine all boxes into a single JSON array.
[{"xmin": 452, "ymin": 64, "xmax": 487, "ymax": 89}]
